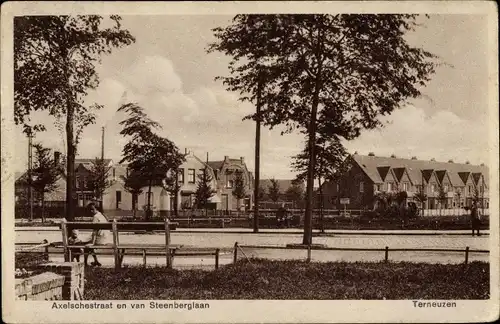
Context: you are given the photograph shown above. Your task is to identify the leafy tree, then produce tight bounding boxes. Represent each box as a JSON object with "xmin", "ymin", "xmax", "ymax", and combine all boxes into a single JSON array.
[
  {"xmin": 162, "ymin": 163, "xmax": 188, "ymax": 218},
  {"xmin": 257, "ymin": 185, "xmax": 268, "ymax": 201},
  {"xmin": 118, "ymin": 103, "xmax": 185, "ymax": 220},
  {"xmin": 232, "ymin": 170, "xmax": 246, "ymax": 212},
  {"xmin": 194, "ymin": 167, "xmax": 216, "ymax": 214},
  {"xmin": 414, "ymin": 187, "xmax": 428, "ymax": 216},
  {"xmin": 209, "ymin": 14, "xmax": 438, "ymax": 244},
  {"xmin": 120, "ymin": 170, "xmax": 145, "ymax": 219},
  {"xmin": 285, "ymin": 181, "xmax": 304, "ymax": 209},
  {"xmin": 14, "ymin": 15, "xmax": 135, "ymax": 220},
  {"xmin": 268, "ymin": 178, "xmax": 281, "ymax": 202},
  {"xmin": 88, "ymin": 157, "xmax": 113, "ymax": 206},
  {"xmin": 31, "ymin": 143, "xmax": 61, "ymax": 222},
  {"xmin": 293, "ymin": 136, "xmax": 348, "ymax": 230}
]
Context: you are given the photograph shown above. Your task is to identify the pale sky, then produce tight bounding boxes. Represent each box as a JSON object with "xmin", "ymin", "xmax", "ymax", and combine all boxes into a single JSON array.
[{"xmin": 14, "ymin": 14, "xmax": 491, "ymax": 179}]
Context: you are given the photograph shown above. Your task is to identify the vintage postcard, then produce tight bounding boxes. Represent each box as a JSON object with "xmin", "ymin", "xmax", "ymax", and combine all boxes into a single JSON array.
[{"xmin": 2, "ymin": 1, "xmax": 499, "ymax": 323}]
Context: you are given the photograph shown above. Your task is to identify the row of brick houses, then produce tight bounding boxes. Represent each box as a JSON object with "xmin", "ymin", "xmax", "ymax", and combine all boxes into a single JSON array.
[
  {"xmin": 15, "ymin": 151, "xmax": 255, "ymax": 215},
  {"xmin": 321, "ymin": 153, "xmax": 490, "ymax": 210}
]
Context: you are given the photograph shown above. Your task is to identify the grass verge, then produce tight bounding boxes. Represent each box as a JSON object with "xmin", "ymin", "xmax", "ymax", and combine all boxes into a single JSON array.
[{"xmin": 84, "ymin": 259, "xmax": 489, "ymax": 300}]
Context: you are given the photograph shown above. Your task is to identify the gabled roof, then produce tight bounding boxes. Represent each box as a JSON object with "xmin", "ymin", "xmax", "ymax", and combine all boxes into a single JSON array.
[
  {"xmin": 392, "ymin": 167, "xmax": 406, "ymax": 182},
  {"xmin": 207, "ymin": 161, "xmax": 224, "ymax": 170},
  {"xmin": 434, "ymin": 170, "xmax": 447, "ymax": 183},
  {"xmin": 421, "ymin": 169, "xmax": 434, "ymax": 183},
  {"xmin": 471, "ymin": 172, "xmax": 482, "ymax": 185},
  {"xmin": 376, "ymin": 166, "xmax": 391, "ymax": 182},
  {"xmin": 350, "ymin": 154, "xmax": 489, "ymax": 187},
  {"xmin": 457, "ymin": 172, "xmax": 471, "ymax": 185}
]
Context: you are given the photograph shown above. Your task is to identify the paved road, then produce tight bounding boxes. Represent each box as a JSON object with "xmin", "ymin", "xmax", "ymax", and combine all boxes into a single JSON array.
[{"xmin": 16, "ymin": 229, "xmax": 490, "ymax": 267}]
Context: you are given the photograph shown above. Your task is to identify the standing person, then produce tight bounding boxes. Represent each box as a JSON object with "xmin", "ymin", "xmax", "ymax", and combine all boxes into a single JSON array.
[
  {"xmin": 470, "ymin": 202, "xmax": 481, "ymax": 237},
  {"xmin": 84, "ymin": 202, "xmax": 111, "ymax": 266},
  {"xmin": 68, "ymin": 230, "xmax": 83, "ymax": 262}
]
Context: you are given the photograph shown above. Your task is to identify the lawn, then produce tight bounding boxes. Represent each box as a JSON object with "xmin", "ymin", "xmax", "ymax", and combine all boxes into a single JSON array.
[{"xmin": 84, "ymin": 259, "xmax": 489, "ymax": 300}]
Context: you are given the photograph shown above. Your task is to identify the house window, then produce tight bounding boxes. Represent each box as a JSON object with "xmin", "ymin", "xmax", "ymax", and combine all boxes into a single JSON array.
[
  {"xmin": 188, "ymin": 169, "xmax": 195, "ymax": 183},
  {"xmin": 359, "ymin": 181, "xmax": 364, "ymax": 193},
  {"xmin": 387, "ymin": 183, "xmax": 393, "ymax": 192},
  {"xmin": 75, "ymin": 176, "xmax": 80, "ymax": 189},
  {"xmin": 227, "ymin": 179, "xmax": 234, "ymax": 188},
  {"xmin": 403, "ymin": 182, "xmax": 409, "ymax": 192},
  {"xmin": 430, "ymin": 183, "xmax": 436, "ymax": 193},
  {"xmin": 444, "ymin": 184, "xmax": 449, "ymax": 192},
  {"xmin": 178, "ymin": 168, "xmax": 184, "ymax": 183},
  {"xmin": 112, "ymin": 168, "xmax": 116, "ymax": 179},
  {"xmin": 468, "ymin": 185, "xmax": 472, "ymax": 195}
]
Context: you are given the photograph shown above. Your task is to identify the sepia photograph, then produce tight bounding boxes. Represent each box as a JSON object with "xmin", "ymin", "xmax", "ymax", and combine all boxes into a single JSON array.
[{"xmin": 2, "ymin": 1, "xmax": 498, "ymax": 323}]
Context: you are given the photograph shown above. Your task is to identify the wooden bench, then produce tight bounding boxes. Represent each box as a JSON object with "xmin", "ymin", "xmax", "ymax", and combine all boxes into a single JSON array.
[{"xmin": 60, "ymin": 219, "xmax": 179, "ymax": 270}]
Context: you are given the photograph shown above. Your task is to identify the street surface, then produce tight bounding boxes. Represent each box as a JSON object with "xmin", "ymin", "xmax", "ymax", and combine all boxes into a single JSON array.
[{"xmin": 16, "ymin": 229, "xmax": 490, "ymax": 268}]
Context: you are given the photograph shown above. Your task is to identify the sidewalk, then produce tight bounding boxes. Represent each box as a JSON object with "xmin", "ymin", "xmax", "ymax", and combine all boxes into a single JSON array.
[{"xmin": 14, "ymin": 226, "xmax": 490, "ymax": 236}]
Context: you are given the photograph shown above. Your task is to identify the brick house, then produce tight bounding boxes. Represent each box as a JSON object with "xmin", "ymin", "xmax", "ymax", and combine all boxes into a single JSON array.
[
  {"xmin": 207, "ymin": 156, "xmax": 254, "ymax": 211},
  {"xmin": 322, "ymin": 153, "xmax": 489, "ymax": 210}
]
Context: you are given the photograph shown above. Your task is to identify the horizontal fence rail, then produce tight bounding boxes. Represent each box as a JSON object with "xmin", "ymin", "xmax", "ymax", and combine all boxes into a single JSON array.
[{"xmin": 235, "ymin": 242, "xmax": 488, "ymax": 265}]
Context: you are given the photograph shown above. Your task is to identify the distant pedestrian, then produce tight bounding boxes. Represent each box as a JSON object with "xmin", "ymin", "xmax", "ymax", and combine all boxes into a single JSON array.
[
  {"xmin": 276, "ymin": 203, "xmax": 287, "ymax": 228},
  {"xmin": 470, "ymin": 202, "xmax": 481, "ymax": 237},
  {"xmin": 84, "ymin": 202, "xmax": 111, "ymax": 266}
]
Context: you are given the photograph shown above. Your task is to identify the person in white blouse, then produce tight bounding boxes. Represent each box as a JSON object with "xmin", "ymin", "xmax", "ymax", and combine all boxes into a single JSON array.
[{"xmin": 84, "ymin": 203, "xmax": 111, "ymax": 266}]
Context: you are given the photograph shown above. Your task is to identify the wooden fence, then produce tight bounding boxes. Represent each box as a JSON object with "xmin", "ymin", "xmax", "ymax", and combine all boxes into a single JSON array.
[{"xmin": 233, "ymin": 242, "xmax": 489, "ymax": 265}]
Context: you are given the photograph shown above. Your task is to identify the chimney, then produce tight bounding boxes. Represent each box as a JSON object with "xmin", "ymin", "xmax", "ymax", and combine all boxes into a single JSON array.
[
  {"xmin": 411, "ymin": 156, "xmax": 417, "ymax": 160},
  {"xmin": 465, "ymin": 161, "xmax": 470, "ymax": 164},
  {"xmin": 368, "ymin": 152, "xmax": 375, "ymax": 156},
  {"xmin": 390, "ymin": 154, "xmax": 396, "ymax": 158},
  {"xmin": 480, "ymin": 163, "xmax": 485, "ymax": 166},
  {"xmin": 353, "ymin": 151, "xmax": 358, "ymax": 155},
  {"xmin": 448, "ymin": 159, "xmax": 454, "ymax": 163},
  {"xmin": 54, "ymin": 151, "xmax": 61, "ymax": 166},
  {"xmin": 184, "ymin": 148, "xmax": 187, "ymax": 154},
  {"xmin": 430, "ymin": 158, "xmax": 436, "ymax": 161},
  {"xmin": 206, "ymin": 152, "xmax": 209, "ymax": 163},
  {"xmin": 224, "ymin": 155, "xmax": 229, "ymax": 161},
  {"xmin": 240, "ymin": 156, "xmax": 244, "ymax": 164}
]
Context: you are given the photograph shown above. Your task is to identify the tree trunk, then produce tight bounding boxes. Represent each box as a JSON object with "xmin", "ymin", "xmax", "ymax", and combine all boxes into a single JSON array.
[
  {"xmin": 173, "ymin": 189, "xmax": 179, "ymax": 219},
  {"xmin": 253, "ymin": 72, "xmax": 263, "ymax": 233},
  {"xmin": 303, "ymin": 79, "xmax": 322, "ymax": 245},
  {"xmin": 66, "ymin": 101, "xmax": 75, "ymax": 221},
  {"xmin": 147, "ymin": 178, "xmax": 152, "ymax": 220},
  {"xmin": 132, "ymin": 193, "xmax": 136, "ymax": 219},
  {"xmin": 303, "ymin": 25, "xmax": 324, "ymax": 246},
  {"xmin": 41, "ymin": 195, "xmax": 45, "ymax": 223}
]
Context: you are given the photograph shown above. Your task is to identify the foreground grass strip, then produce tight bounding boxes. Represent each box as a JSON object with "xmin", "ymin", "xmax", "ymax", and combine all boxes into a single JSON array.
[{"xmin": 84, "ymin": 259, "xmax": 489, "ymax": 300}]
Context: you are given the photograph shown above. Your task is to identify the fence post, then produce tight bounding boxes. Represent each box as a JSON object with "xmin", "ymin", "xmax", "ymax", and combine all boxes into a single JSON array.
[
  {"xmin": 165, "ymin": 218, "xmax": 172, "ymax": 269},
  {"xmin": 112, "ymin": 219, "xmax": 120, "ymax": 270},
  {"xmin": 384, "ymin": 246, "xmax": 389, "ymax": 262},
  {"xmin": 215, "ymin": 248, "xmax": 220, "ymax": 269},
  {"xmin": 233, "ymin": 242, "xmax": 238, "ymax": 264},
  {"xmin": 465, "ymin": 246, "xmax": 469, "ymax": 265},
  {"xmin": 61, "ymin": 218, "xmax": 69, "ymax": 262},
  {"xmin": 306, "ymin": 244, "xmax": 311, "ymax": 263},
  {"xmin": 142, "ymin": 249, "xmax": 147, "ymax": 268}
]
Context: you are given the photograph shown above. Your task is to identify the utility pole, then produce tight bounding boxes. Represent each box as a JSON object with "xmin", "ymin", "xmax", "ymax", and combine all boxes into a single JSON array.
[
  {"xmin": 100, "ymin": 126, "xmax": 105, "ymax": 209},
  {"xmin": 27, "ymin": 131, "xmax": 33, "ymax": 222},
  {"xmin": 253, "ymin": 71, "xmax": 264, "ymax": 233}
]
